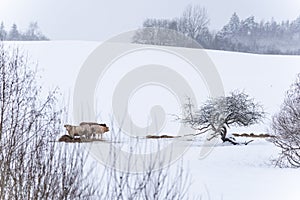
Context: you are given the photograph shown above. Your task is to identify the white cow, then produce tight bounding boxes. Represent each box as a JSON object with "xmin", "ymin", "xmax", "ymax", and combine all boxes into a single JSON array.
[
  {"xmin": 64, "ymin": 124, "xmax": 91, "ymax": 138},
  {"xmin": 90, "ymin": 124, "xmax": 109, "ymax": 139},
  {"xmin": 64, "ymin": 122, "xmax": 109, "ymax": 139},
  {"xmin": 79, "ymin": 122, "xmax": 109, "ymax": 139}
]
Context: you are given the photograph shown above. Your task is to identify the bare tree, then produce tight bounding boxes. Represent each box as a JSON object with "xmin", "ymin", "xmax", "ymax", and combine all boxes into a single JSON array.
[
  {"xmin": 179, "ymin": 91, "xmax": 265, "ymax": 145},
  {"xmin": 178, "ymin": 5, "xmax": 210, "ymax": 40},
  {"xmin": 23, "ymin": 22, "xmax": 48, "ymax": 41},
  {"xmin": 132, "ymin": 4, "xmax": 210, "ymax": 48},
  {"xmin": 270, "ymin": 74, "xmax": 300, "ymax": 168}
]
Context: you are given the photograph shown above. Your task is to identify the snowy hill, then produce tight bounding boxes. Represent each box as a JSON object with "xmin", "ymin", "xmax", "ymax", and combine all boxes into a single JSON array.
[{"xmin": 7, "ymin": 41, "xmax": 300, "ymax": 200}]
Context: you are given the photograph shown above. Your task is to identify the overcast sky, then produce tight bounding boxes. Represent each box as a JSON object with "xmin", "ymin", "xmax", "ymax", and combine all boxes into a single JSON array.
[{"xmin": 0, "ymin": 0, "xmax": 299, "ymax": 41}]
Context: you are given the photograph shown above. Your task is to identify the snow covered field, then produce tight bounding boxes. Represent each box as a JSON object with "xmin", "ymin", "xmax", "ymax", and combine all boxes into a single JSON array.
[{"xmin": 9, "ymin": 41, "xmax": 300, "ymax": 199}]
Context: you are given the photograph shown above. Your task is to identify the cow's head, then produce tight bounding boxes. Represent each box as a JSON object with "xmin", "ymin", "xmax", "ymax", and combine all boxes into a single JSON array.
[
  {"xmin": 100, "ymin": 125, "xmax": 109, "ymax": 132},
  {"xmin": 64, "ymin": 124, "xmax": 73, "ymax": 131}
]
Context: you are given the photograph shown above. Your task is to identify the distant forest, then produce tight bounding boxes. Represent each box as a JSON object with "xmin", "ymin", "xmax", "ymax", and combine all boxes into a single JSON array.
[
  {"xmin": 0, "ymin": 22, "xmax": 48, "ymax": 41},
  {"xmin": 133, "ymin": 5, "xmax": 300, "ymax": 55}
]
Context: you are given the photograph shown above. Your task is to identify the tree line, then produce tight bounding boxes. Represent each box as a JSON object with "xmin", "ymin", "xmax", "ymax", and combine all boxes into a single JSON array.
[
  {"xmin": 0, "ymin": 22, "xmax": 48, "ymax": 41},
  {"xmin": 133, "ymin": 5, "xmax": 300, "ymax": 55}
]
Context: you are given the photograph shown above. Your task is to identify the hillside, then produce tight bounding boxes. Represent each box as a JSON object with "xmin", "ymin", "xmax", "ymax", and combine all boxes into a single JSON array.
[{"xmin": 7, "ymin": 41, "xmax": 300, "ymax": 200}]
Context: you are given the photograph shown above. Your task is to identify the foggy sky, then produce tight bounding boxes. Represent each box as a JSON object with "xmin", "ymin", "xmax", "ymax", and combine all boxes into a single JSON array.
[{"xmin": 0, "ymin": 0, "xmax": 299, "ymax": 41}]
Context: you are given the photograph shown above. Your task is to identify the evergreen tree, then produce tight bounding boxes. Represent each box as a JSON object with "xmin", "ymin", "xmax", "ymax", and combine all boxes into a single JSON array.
[
  {"xmin": 215, "ymin": 13, "xmax": 241, "ymax": 51},
  {"xmin": 8, "ymin": 23, "xmax": 20, "ymax": 41},
  {"xmin": 227, "ymin": 12, "xmax": 240, "ymax": 35},
  {"xmin": 291, "ymin": 16, "xmax": 300, "ymax": 33},
  {"xmin": 218, "ymin": 13, "xmax": 240, "ymax": 38},
  {"xmin": 240, "ymin": 16, "xmax": 257, "ymax": 36},
  {"xmin": 0, "ymin": 22, "xmax": 7, "ymax": 40}
]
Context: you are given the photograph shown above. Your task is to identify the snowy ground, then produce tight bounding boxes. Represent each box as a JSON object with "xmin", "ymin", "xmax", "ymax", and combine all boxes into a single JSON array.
[
  {"xmin": 188, "ymin": 139, "xmax": 300, "ymax": 200},
  {"xmin": 7, "ymin": 41, "xmax": 300, "ymax": 199}
]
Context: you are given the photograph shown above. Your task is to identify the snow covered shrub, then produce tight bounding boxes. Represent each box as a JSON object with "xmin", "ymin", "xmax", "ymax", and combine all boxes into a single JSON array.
[
  {"xmin": 271, "ymin": 74, "xmax": 300, "ymax": 168},
  {"xmin": 180, "ymin": 91, "xmax": 265, "ymax": 145}
]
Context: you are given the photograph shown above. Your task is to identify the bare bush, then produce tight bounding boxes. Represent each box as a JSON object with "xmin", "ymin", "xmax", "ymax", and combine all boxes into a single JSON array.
[
  {"xmin": 270, "ymin": 74, "xmax": 300, "ymax": 168},
  {"xmin": 0, "ymin": 44, "xmax": 98, "ymax": 199},
  {"xmin": 179, "ymin": 91, "xmax": 265, "ymax": 145},
  {"xmin": 100, "ymin": 161, "xmax": 190, "ymax": 200},
  {"xmin": 96, "ymin": 133, "xmax": 191, "ymax": 200},
  {"xmin": 132, "ymin": 27, "xmax": 200, "ymax": 48}
]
